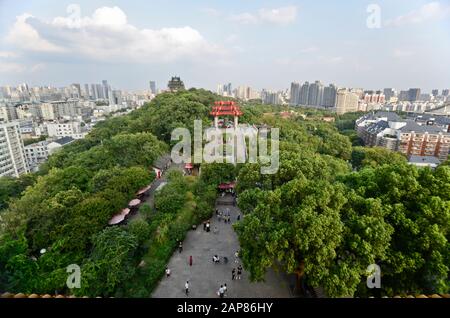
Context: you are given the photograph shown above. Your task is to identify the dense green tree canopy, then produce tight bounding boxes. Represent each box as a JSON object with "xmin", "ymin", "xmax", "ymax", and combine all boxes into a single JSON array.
[{"xmin": 1, "ymin": 89, "xmax": 448, "ymax": 298}]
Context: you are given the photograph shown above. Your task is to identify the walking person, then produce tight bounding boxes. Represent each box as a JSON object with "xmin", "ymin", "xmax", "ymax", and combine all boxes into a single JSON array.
[
  {"xmin": 234, "ymin": 251, "xmax": 239, "ymax": 264},
  {"xmin": 189, "ymin": 255, "xmax": 193, "ymax": 266},
  {"xmin": 185, "ymin": 281, "xmax": 189, "ymax": 296},
  {"xmin": 165, "ymin": 267, "xmax": 171, "ymax": 278},
  {"xmin": 223, "ymin": 283, "xmax": 228, "ymax": 296},
  {"xmin": 232, "ymin": 268, "xmax": 236, "ymax": 281},
  {"xmin": 218, "ymin": 285, "xmax": 225, "ymax": 298},
  {"xmin": 237, "ymin": 265, "xmax": 242, "ymax": 280},
  {"xmin": 178, "ymin": 241, "xmax": 183, "ymax": 253},
  {"xmin": 203, "ymin": 221, "xmax": 207, "ymax": 231},
  {"xmin": 206, "ymin": 222, "xmax": 210, "ymax": 232}
]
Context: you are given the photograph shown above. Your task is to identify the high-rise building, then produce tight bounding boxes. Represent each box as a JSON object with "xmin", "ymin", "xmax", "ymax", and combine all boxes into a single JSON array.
[
  {"xmin": 408, "ymin": 88, "xmax": 421, "ymax": 102},
  {"xmin": 399, "ymin": 90, "xmax": 409, "ymax": 101},
  {"xmin": 40, "ymin": 103, "xmax": 56, "ymax": 120},
  {"xmin": 290, "ymin": 82, "xmax": 300, "ymax": 105},
  {"xmin": 235, "ymin": 86, "xmax": 248, "ymax": 100},
  {"xmin": 335, "ymin": 89, "xmax": 359, "ymax": 115},
  {"xmin": 419, "ymin": 93, "xmax": 432, "ymax": 102},
  {"xmin": 112, "ymin": 90, "xmax": 123, "ymax": 105},
  {"xmin": 149, "ymin": 81, "xmax": 157, "ymax": 94},
  {"xmin": 91, "ymin": 84, "xmax": 97, "ymax": 100},
  {"xmin": 96, "ymin": 84, "xmax": 104, "ymax": 99},
  {"xmin": 307, "ymin": 81, "xmax": 324, "ymax": 106},
  {"xmin": 299, "ymin": 82, "xmax": 310, "ymax": 106},
  {"xmin": 217, "ymin": 84, "xmax": 224, "ymax": 96},
  {"xmin": 442, "ymin": 89, "xmax": 449, "ymax": 97},
  {"xmin": 0, "ymin": 105, "xmax": 18, "ymax": 122},
  {"xmin": 262, "ymin": 90, "xmax": 281, "ymax": 105},
  {"xmin": 217, "ymin": 83, "xmax": 233, "ymax": 97},
  {"xmin": 0, "ymin": 121, "xmax": 28, "ymax": 177},
  {"xmin": 0, "ymin": 106, "xmax": 8, "ymax": 122},
  {"xmin": 71, "ymin": 83, "xmax": 81, "ymax": 98},
  {"xmin": 102, "ymin": 80, "xmax": 109, "ymax": 99},
  {"xmin": 225, "ymin": 83, "xmax": 232, "ymax": 96},
  {"xmin": 322, "ymin": 84, "xmax": 337, "ymax": 107},
  {"xmin": 84, "ymin": 84, "xmax": 90, "ymax": 99},
  {"xmin": 383, "ymin": 88, "xmax": 395, "ymax": 101},
  {"xmin": 432, "ymin": 89, "xmax": 439, "ymax": 97}
]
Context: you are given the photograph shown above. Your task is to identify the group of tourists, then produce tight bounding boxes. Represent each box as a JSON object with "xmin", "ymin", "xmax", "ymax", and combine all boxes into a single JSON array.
[
  {"xmin": 216, "ymin": 208, "xmax": 233, "ymax": 224},
  {"xmin": 231, "ymin": 265, "xmax": 243, "ymax": 281},
  {"xmin": 217, "ymin": 284, "xmax": 228, "ymax": 298},
  {"xmin": 165, "ymin": 198, "xmax": 247, "ymax": 297},
  {"xmin": 185, "ymin": 281, "xmax": 230, "ymax": 298}
]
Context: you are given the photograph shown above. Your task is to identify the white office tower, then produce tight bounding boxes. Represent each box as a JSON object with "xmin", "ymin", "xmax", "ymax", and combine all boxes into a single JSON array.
[
  {"xmin": 335, "ymin": 89, "xmax": 359, "ymax": 115},
  {"xmin": 0, "ymin": 121, "xmax": 29, "ymax": 177}
]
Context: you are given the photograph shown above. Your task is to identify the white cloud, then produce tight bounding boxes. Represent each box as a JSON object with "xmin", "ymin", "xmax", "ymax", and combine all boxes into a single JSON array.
[
  {"xmin": 0, "ymin": 62, "xmax": 26, "ymax": 73},
  {"xmin": 385, "ymin": 1, "xmax": 450, "ymax": 27},
  {"xmin": 299, "ymin": 46, "xmax": 319, "ymax": 54},
  {"xmin": 231, "ymin": 6, "xmax": 298, "ymax": 25},
  {"xmin": 6, "ymin": 13, "xmax": 66, "ymax": 53},
  {"xmin": 201, "ymin": 8, "xmax": 221, "ymax": 17},
  {"xmin": 5, "ymin": 5, "xmax": 223, "ymax": 63},
  {"xmin": 393, "ymin": 49, "xmax": 414, "ymax": 58},
  {"xmin": 274, "ymin": 57, "xmax": 294, "ymax": 66},
  {"xmin": 275, "ymin": 55, "xmax": 342, "ymax": 67},
  {"xmin": 225, "ymin": 34, "xmax": 239, "ymax": 43},
  {"xmin": 230, "ymin": 13, "xmax": 259, "ymax": 25},
  {"xmin": 318, "ymin": 56, "xmax": 343, "ymax": 64},
  {"xmin": 0, "ymin": 50, "xmax": 43, "ymax": 73},
  {"xmin": 30, "ymin": 63, "xmax": 46, "ymax": 72},
  {"xmin": 0, "ymin": 51, "xmax": 18, "ymax": 58},
  {"xmin": 258, "ymin": 6, "xmax": 298, "ymax": 25}
]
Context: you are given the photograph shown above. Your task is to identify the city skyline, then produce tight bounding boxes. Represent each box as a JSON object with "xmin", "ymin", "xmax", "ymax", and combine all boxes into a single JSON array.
[
  {"xmin": 1, "ymin": 77, "xmax": 449, "ymax": 95},
  {"xmin": 1, "ymin": 0, "xmax": 450, "ymax": 91}
]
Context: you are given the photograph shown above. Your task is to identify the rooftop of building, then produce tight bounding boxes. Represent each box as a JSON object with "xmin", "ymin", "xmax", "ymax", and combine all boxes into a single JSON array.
[
  {"xmin": 399, "ymin": 120, "xmax": 446, "ymax": 133},
  {"xmin": 408, "ymin": 155, "xmax": 441, "ymax": 165},
  {"xmin": 412, "ymin": 114, "xmax": 450, "ymax": 126},
  {"xmin": 366, "ymin": 120, "xmax": 390, "ymax": 134},
  {"xmin": 51, "ymin": 136, "xmax": 75, "ymax": 146}
]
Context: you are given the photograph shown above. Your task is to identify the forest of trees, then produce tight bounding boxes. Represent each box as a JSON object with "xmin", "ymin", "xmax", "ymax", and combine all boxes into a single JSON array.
[
  {"xmin": 0, "ymin": 88, "xmax": 448, "ymax": 297},
  {"xmin": 233, "ymin": 111, "xmax": 450, "ymax": 297},
  {"xmin": 0, "ymin": 89, "xmax": 220, "ymax": 296}
]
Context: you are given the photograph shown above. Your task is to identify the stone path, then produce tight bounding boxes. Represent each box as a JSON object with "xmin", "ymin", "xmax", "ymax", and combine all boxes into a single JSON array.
[
  {"xmin": 129, "ymin": 162, "xmax": 181, "ymax": 222},
  {"xmin": 152, "ymin": 194, "xmax": 293, "ymax": 298}
]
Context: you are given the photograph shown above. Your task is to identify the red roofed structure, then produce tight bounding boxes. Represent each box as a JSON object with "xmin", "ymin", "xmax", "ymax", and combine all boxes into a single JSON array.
[{"xmin": 210, "ymin": 101, "xmax": 243, "ymax": 128}]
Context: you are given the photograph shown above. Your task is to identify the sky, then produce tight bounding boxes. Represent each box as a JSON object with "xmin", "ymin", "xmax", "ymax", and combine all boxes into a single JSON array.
[{"xmin": 0, "ymin": 0, "xmax": 449, "ymax": 92}]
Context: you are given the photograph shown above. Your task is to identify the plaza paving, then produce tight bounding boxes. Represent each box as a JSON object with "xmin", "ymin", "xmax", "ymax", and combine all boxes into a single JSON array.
[{"xmin": 152, "ymin": 194, "xmax": 293, "ymax": 298}]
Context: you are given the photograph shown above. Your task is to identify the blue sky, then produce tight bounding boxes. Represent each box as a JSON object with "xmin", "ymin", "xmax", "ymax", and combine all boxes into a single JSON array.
[{"xmin": 0, "ymin": 0, "xmax": 449, "ymax": 92}]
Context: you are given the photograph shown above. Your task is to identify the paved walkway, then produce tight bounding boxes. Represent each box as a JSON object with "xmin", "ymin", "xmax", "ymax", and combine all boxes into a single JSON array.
[
  {"xmin": 152, "ymin": 194, "xmax": 293, "ymax": 298},
  {"xmin": 129, "ymin": 162, "xmax": 182, "ymax": 222}
]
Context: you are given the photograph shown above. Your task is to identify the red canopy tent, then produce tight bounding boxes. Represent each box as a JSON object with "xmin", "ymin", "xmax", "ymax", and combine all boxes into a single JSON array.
[
  {"xmin": 128, "ymin": 199, "xmax": 141, "ymax": 208},
  {"xmin": 108, "ymin": 208, "xmax": 131, "ymax": 225},
  {"xmin": 218, "ymin": 181, "xmax": 236, "ymax": 190},
  {"xmin": 137, "ymin": 185, "xmax": 152, "ymax": 196}
]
